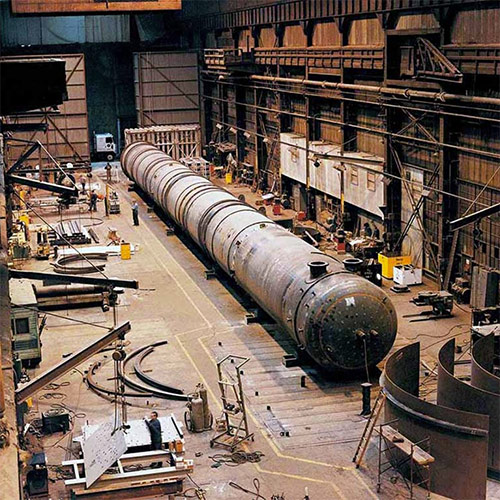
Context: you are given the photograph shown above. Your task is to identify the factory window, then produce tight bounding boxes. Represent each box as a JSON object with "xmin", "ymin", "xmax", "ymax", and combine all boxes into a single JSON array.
[
  {"xmin": 367, "ymin": 171, "xmax": 376, "ymax": 191},
  {"xmin": 351, "ymin": 167, "xmax": 358, "ymax": 186},
  {"xmin": 495, "ymin": 247, "xmax": 500, "ymax": 260},
  {"xmin": 14, "ymin": 318, "xmax": 30, "ymax": 335}
]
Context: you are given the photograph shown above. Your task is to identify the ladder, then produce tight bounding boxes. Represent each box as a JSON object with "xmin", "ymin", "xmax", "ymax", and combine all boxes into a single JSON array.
[
  {"xmin": 353, "ymin": 390, "xmax": 386, "ymax": 468},
  {"xmin": 210, "ymin": 355, "xmax": 254, "ymax": 451}
]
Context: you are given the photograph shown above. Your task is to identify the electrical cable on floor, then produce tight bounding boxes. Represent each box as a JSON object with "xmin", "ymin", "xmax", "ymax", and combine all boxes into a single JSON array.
[
  {"xmin": 229, "ymin": 478, "xmax": 266, "ymax": 500},
  {"xmin": 421, "ymin": 324, "xmax": 470, "ymax": 352},
  {"xmin": 209, "ymin": 450, "xmax": 264, "ymax": 467},
  {"xmin": 407, "ymin": 323, "xmax": 469, "ymax": 342},
  {"xmin": 181, "ymin": 473, "xmax": 207, "ymax": 499}
]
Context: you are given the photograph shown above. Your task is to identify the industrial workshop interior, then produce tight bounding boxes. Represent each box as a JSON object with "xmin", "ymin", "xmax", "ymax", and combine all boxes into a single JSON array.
[{"xmin": 1, "ymin": 1, "xmax": 500, "ymax": 499}]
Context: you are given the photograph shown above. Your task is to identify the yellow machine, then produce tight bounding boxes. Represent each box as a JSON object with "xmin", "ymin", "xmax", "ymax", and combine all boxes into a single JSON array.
[
  {"xmin": 378, "ymin": 253, "xmax": 412, "ymax": 279},
  {"xmin": 36, "ymin": 227, "xmax": 51, "ymax": 260}
]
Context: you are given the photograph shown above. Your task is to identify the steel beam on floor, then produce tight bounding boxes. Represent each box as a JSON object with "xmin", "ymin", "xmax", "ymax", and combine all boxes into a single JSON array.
[
  {"xmin": 9, "ymin": 269, "xmax": 139, "ymax": 289},
  {"xmin": 15, "ymin": 321, "xmax": 131, "ymax": 403}
]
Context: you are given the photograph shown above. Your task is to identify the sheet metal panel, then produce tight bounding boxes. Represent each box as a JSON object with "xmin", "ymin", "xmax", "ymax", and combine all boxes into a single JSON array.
[
  {"xmin": 472, "ymin": 334, "xmax": 500, "ymax": 395},
  {"xmin": 81, "ymin": 417, "xmax": 127, "ymax": 488},
  {"xmin": 382, "ymin": 342, "xmax": 489, "ymax": 499},
  {"xmin": 2, "ymin": 54, "xmax": 90, "ymax": 166},
  {"xmin": 343, "ymin": 154, "xmax": 385, "ymax": 218},
  {"xmin": 79, "ymin": 415, "xmax": 183, "ymax": 448},
  {"xmin": 280, "ymin": 133, "xmax": 307, "ymax": 185},
  {"xmin": 438, "ymin": 337, "xmax": 500, "ymax": 477},
  {"xmin": 308, "ymin": 141, "xmax": 341, "ymax": 199},
  {"xmin": 134, "ymin": 51, "xmax": 200, "ymax": 127}
]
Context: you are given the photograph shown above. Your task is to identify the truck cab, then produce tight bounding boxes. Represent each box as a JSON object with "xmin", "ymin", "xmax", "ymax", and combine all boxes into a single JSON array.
[{"xmin": 93, "ymin": 132, "xmax": 116, "ymax": 161}]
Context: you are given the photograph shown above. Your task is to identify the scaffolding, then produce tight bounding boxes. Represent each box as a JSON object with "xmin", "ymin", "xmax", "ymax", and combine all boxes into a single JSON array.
[{"xmin": 377, "ymin": 419, "xmax": 433, "ymax": 499}]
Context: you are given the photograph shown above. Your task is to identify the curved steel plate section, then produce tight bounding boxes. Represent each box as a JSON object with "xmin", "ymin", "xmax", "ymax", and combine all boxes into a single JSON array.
[
  {"xmin": 438, "ymin": 338, "xmax": 500, "ymax": 477},
  {"xmin": 121, "ymin": 142, "xmax": 398, "ymax": 372},
  {"xmin": 472, "ymin": 333, "xmax": 500, "ymax": 395},
  {"xmin": 382, "ymin": 343, "xmax": 489, "ymax": 500}
]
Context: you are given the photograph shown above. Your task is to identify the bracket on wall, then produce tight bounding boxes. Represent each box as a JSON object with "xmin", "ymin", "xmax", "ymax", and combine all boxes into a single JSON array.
[{"xmin": 415, "ymin": 37, "xmax": 463, "ymax": 84}]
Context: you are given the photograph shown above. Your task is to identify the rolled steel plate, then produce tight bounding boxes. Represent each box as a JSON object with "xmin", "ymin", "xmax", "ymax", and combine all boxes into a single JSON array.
[
  {"xmin": 382, "ymin": 342, "xmax": 489, "ymax": 499},
  {"xmin": 438, "ymin": 338, "xmax": 500, "ymax": 478}
]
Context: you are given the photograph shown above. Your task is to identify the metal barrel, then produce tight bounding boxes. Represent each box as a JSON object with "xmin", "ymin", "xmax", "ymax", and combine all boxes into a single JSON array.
[{"xmin": 121, "ymin": 142, "xmax": 397, "ymax": 372}]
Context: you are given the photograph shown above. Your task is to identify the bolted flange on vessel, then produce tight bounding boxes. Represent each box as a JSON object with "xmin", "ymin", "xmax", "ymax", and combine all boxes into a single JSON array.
[{"xmin": 121, "ymin": 142, "xmax": 397, "ymax": 372}]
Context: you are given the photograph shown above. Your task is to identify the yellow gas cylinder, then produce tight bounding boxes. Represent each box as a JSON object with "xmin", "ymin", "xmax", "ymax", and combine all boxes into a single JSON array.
[
  {"xmin": 18, "ymin": 212, "xmax": 30, "ymax": 227},
  {"xmin": 225, "ymin": 172, "xmax": 232, "ymax": 184},
  {"xmin": 120, "ymin": 241, "xmax": 131, "ymax": 260}
]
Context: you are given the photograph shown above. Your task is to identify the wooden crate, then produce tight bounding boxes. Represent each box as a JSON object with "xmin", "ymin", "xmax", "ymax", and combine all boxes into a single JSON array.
[{"xmin": 124, "ymin": 124, "xmax": 201, "ymax": 159}]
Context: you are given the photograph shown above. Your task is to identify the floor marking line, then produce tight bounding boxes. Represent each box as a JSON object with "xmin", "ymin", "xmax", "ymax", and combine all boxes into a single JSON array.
[
  {"xmin": 120, "ymin": 183, "xmax": 232, "ymax": 327},
  {"xmin": 253, "ymin": 464, "xmax": 348, "ymax": 500},
  {"xmin": 196, "ymin": 334, "xmax": 355, "ymax": 472},
  {"xmin": 175, "ymin": 336, "xmax": 222, "ymax": 412},
  {"xmin": 352, "ymin": 468, "xmax": 379, "ymax": 499},
  {"xmin": 139, "ymin": 223, "xmax": 214, "ymax": 329}
]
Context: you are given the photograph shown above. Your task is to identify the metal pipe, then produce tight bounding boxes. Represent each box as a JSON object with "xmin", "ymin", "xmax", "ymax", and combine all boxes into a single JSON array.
[
  {"xmin": 122, "ymin": 344, "xmax": 190, "ymax": 401},
  {"xmin": 250, "ymin": 74, "xmax": 500, "ymax": 107},
  {"xmin": 34, "ymin": 284, "xmax": 108, "ymax": 298},
  {"xmin": 202, "ymin": 90, "xmax": 500, "ymax": 161},
  {"xmin": 133, "ymin": 341, "xmax": 185, "ymax": 395},
  {"xmin": 122, "ymin": 143, "xmax": 398, "ymax": 372}
]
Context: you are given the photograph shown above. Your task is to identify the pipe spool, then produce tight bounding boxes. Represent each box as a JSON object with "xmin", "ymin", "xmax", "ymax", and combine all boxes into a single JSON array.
[{"xmin": 121, "ymin": 143, "xmax": 398, "ymax": 372}]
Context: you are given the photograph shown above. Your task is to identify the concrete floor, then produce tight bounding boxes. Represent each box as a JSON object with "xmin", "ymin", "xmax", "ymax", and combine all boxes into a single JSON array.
[{"xmin": 14, "ymin": 165, "xmax": 497, "ymax": 499}]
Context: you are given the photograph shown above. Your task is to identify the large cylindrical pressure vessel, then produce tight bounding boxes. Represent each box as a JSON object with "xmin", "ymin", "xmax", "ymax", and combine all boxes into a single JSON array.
[{"xmin": 122, "ymin": 143, "xmax": 397, "ymax": 372}]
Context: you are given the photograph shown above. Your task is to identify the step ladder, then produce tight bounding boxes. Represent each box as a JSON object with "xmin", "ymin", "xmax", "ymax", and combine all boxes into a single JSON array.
[
  {"xmin": 210, "ymin": 355, "xmax": 254, "ymax": 451},
  {"xmin": 353, "ymin": 389, "xmax": 386, "ymax": 468}
]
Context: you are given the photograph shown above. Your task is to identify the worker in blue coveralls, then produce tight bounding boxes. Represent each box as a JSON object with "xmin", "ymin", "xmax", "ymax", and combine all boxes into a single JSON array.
[{"xmin": 145, "ymin": 411, "xmax": 163, "ymax": 468}]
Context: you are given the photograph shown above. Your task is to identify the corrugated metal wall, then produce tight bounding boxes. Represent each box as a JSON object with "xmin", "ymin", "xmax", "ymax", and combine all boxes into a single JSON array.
[
  {"xmin": 282, "ymin": 24, "xmax": 307, "ymax": 47},
  {"xmin": 134, "ymin": 51, "xmax": 200, "ymax": 126},
  {"xmin": 449, "ymin": 6, "xmax": 500, "ymax": 44},
  {"xmin": 258, "ymin": 27, "xmax": 277, "ymax": 48},
  {"xmin": 347, "ymin": 18, "xmax": 384, "ymax": 46},
  {"xmin": 396, "ymin": 13, "xmax": 439, "ymax": 30},
  {"xmin": 237, "ymin": 28, "xmax": 255, "ymax": 51},
  {"xmin": 0, "ymin": 4, "xmax": 130, "ymax": 46},
  {"xmin": 312, "ymin": 98, "xmax": 341, "ymax": 143},
  {"xmin": 3, "ymin": 54, "xmax": 90, "ymax": 165},
  {"xmin": 312, "ymin": 21, "xmax": 341, "ymax": 46},
  {"xmin": 354, "ymin": 104, "xmax": 384, "ymax": 157}
]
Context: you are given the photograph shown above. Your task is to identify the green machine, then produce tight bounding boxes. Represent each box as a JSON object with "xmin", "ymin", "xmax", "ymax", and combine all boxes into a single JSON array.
[{"xmin": 10, "ymin": 279, "xmax": 41, "ymax": 367}]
